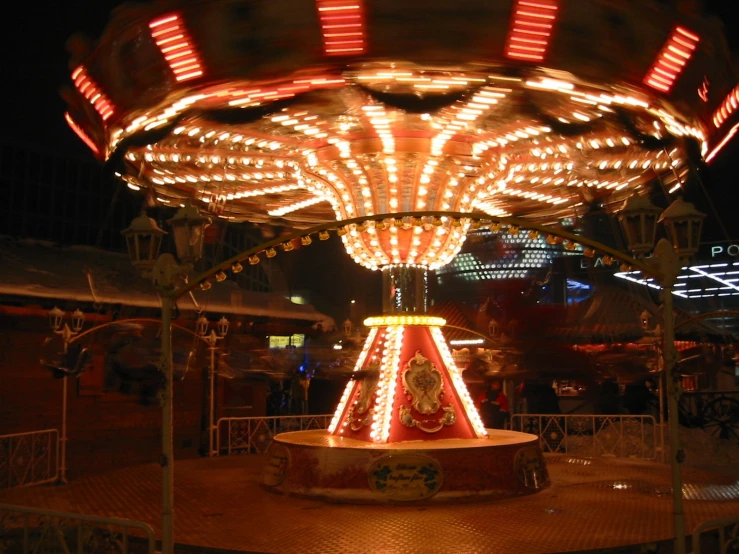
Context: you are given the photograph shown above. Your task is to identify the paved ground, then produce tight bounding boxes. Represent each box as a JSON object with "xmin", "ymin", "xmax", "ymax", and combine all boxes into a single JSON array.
[{"xmin": 1, "ymin": 454, "xmax": 738, "ymax": 554}]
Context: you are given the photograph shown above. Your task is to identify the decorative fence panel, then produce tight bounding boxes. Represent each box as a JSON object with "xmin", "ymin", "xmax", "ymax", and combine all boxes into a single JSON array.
[
  {"xmin": 692, "ymin": 516, "xmax": 739, "ymax": 554},
  {"xmin": 511, "ymin": 414, "xmax": 657, "ymax": 459},
  {"xmin": 0, "ymin": 503, "xmax": 156, "ymax": 554},
  {"xmin": 0, "ymin": 430, "xmax": 59, "ymax": 489},
  {"xmin": 217, "ymin": 415, "xmax": 333, "ymax": 455}
]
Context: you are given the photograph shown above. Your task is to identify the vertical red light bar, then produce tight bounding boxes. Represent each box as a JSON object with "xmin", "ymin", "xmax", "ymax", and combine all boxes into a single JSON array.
[
  {"xmin": 643, "ymin": 27, "xmax": 700, "ymax": 93},
  {"xmin": 71, "ymin": 66, "xmax": 115, "ymax": 121},
  {"xmin": 149, "ymin": 13, "xmax": 204, "ymax": 82},
  {"xmin": 315, "ymin": 0, "xmax": 367, "ymax": 56},
  {"xmin": 505, "ymin": 0, "xmax": 559, "ymax": 62}
]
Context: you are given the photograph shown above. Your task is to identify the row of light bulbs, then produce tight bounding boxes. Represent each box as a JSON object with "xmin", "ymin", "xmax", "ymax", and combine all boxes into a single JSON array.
[
  {"xmin": 370, "ymin": 326, "xmax": 404, "ymax": 442},
  {"xmin": 111, "ymin": 71, "xmax": 701, "ymax": 240},
  {"xmin": 139, "ymin": 145, "xmax": 680, "ymax": 218},
  {"xmin": 120, "ymin": 73, "xmax": 697, "ymax": 219},
  {"xmin": 194, "ymin": 214, "xmax": 636, "ymax": 292},
  {"xmin": 108, "ymin": 75, "xmax": 346, "ymax": 149},
  {"xmin": 102, "ymin": 68, "xmax": 707, "ymax": 171},
  {"xmin": 135, "ymin": 128, "xmax": 689, "ymax": 228},
  {"xmin": 431, "ymin": 326, "xmax": 488, "ymax": 437}
]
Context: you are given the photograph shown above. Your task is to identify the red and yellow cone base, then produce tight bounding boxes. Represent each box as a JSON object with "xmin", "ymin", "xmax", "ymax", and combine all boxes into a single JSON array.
[{"xmin": 328, "ymin": 318, "xmax": 487, "ymax": 444}]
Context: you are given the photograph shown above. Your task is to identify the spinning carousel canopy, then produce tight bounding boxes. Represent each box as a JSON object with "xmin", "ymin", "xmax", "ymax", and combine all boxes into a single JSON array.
[{"xmin": 64, "ymin": 0, "xmax": 738, "ymax": 270}]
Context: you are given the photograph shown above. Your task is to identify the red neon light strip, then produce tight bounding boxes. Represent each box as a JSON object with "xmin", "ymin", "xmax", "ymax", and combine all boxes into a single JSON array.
[
  {"xmin": 149, "ymin": 13, "xmax": 204, "ymax": 82},
  {"xmin": 315, "ymin": 0, "xmax": 367, "ymax": 56},
  {"xmin": 643, "ymin": 27, "xmax": 699, "ymax": 93},
  {"xmin": 70, "ymin": 66, "xmax": 115, "ymax": 121},
  {"xmin": 64, "ymin": 112, "xmax": 100, "ymax": 155},
  {"xmin": 505, "ymin": 0, "xmax": 559, "ymax": 62},
  {"xmin": 712, "ymin": 85, "xmax": 739, "ymax": 128},
  {"xmin": 705, "ymin": 122, "xmax": 739, "ymax": 164}
]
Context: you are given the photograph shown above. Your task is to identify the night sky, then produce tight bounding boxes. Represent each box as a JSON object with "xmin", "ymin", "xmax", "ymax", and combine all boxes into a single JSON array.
[{"xmin": 1, "ymin": 0, "xmax": 738, "ymax": 313}]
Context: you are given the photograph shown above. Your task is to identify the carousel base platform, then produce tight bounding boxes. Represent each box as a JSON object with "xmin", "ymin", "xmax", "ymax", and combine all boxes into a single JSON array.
[{"xmin": 261, "ymin": 429, "xmax": 549, "ymax": 503}]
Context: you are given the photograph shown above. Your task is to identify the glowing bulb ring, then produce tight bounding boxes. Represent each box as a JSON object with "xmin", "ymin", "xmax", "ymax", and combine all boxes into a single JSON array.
[{"xmin": 363, "ymin": 315, "xmax": 446, "ymax": 327}]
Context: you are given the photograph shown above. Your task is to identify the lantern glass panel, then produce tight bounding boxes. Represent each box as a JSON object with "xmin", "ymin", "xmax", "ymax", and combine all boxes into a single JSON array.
[
  {"xmin": 172, "ymin": 225, "xmax": 190, "ymax": 262},
  {"xmin": 640, "ymin": 213, "xmax": 658, "ymax": 246},
  {"xmin": 217, "ymin": 317, "xmax": 230, "ymax": 337},
  {"xmin": 188, "ymin": 224, "xmax": 205, "ymax": 260},
  {"xmin": 72, "ymin": 309, "xmax": 85, "ymax": 333},
  {"xmin": 125, "ymin": 235, "xmax": 138, "ymax": 264},
  {"xmin": 139, "ymin": 235, "xmax": 153, "ymax": 263},
  {"xmin": 49, "ymin": 307, "xmax": 64, "ymax": 331},
  {"xmin": 619, "ymin": 212, "xmax": 658, "ymax": 255},
  {"xmin": 196, "ymin": 315, "xmax": 209, "ymax": 336},
  {"xmin": 665, "ymin": 220, "xmax": 701, "ymax": 257},
  {"xmin": 150, "ymin": 234, "xmax": 163, "ymax": 261},
  {"xmin": 172, "ymin": 223, "xmax": 206, "ymax": 264}
]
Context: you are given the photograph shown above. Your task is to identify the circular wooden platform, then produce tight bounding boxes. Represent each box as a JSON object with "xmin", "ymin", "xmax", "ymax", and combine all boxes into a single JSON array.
[{"xmin": 264, "ymin": 429, "xmax": 549, "ymax": 503}]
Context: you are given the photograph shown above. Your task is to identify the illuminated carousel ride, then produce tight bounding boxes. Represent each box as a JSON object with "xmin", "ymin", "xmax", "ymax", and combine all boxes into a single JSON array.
[{"xmin": 64, "ymin": 0, "xmax": 738, "ymax": 503}]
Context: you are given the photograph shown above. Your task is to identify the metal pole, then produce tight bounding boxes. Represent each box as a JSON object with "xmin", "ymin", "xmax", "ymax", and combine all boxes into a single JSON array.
[
  {"xmin": 663, "ymin": 281, "xmax": 686, "ymax": 554},
  {"xmin": 59, "ymin": 328, "xmax": 70, "ymax": 485},
  {"xmin": 209, "ymin": 344, "xmax": 216, "ymax": 457},
  {"xmin": 159, "ymin": 293, "xmax": 175, "ymax": 554},
  {"xmin": 60, "ymin": 376, "xmax": 68, "ymax": 484},
  {"xmin": 659, "ymin": 367, "xmax": 666, "ymax": 464}
]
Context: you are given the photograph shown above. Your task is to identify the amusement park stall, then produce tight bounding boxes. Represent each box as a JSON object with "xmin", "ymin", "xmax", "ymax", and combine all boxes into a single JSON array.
[{"xmin": 0, "ymin": 236, "xmax": 330, "ymax": 478}]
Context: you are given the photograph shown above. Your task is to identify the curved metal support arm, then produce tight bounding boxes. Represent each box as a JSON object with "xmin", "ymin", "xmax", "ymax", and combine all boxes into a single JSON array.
[
  {"xmin": 62, "ymin": 318, "xmax": 205, "ymax": 346},
  {"xmin": 442, "ymin": 325, "xmax": 496, "ymax": 344},
  {"xmin": 171, "ymin": 210, "xmax": 662, "ymax": 300}
]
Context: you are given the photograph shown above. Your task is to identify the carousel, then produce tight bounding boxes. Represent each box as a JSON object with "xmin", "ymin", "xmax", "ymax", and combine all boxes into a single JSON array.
[{"xmin": 63, "ymin": 0, "xmax": 738, "ymax": 503}]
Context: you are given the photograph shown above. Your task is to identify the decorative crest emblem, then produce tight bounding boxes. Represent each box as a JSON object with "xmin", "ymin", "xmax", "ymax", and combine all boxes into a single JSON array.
[{"xmin": 398, "ymin": 351, "xmax": 456, "ymax": 433}]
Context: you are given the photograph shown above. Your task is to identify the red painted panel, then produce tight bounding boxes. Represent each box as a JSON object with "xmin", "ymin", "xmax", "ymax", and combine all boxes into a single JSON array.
[{"xmin": 388, "ymin": 326, "xmax": 478, "ymax": 442}]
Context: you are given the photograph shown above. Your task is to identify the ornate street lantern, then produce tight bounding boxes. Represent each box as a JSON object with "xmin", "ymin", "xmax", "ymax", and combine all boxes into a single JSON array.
[
  {"xmin": 217, "ymin": 316, "xmax": 230, "ymax": 338},
  {"xmin": 49, "ymin": 306, "xmax": 64, "ymax": 331},
  {"xmin": 659, "ymin": 198, "xmax": 706, "ymax": 259},
  {"xmin": 166, "ymin": 202, "xmax": 211, "ymax": 265},
  {"xmin": 121, "ymin": 211, "xmax": 167, "ymax": 271},
  {"xmin": 616, "ymin": 194, "xmax": 663, "ymax": 257},
  {"xmin": 71, "ymin": 309, "xmax": 85, "ymax": 333},
  {"xmin": 196, "ymin": 315, "xmax": 209, "ymax": 337}
]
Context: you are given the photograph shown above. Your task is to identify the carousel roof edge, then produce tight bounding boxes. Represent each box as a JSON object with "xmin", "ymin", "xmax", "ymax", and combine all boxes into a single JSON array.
[{"xmin": 0, "ymin": 236, "xmax": 331, "ymax": 323}]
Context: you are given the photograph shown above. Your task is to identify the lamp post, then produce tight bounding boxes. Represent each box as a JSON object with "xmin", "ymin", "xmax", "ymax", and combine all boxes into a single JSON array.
[
  {"xmin": 641, "ymin": 309, "xmax": 667, "ymax": 464},
  {"xmin": 196, "ymin": 315, "xmax": 229, "ymax": 457},
  {"xmin": 617, "ymin": 194, "xmax": 706, "ymax": 554},
  {"xmin": 48, "ymin": 307, "xmax": 85, "ymax": 485},
  {"xmin": 122, "ymin": 202, "xmax": 211, "ymax": 554}
]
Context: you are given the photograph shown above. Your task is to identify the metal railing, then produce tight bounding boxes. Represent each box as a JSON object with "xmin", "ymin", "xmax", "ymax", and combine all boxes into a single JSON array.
[
  {"xmin": 0, "ymin": 503, "xmax": 156, "ymax": 554},
  {"xmin": 511, "ymin": 414, "xmax": 657, "ymax": 459},
  {"xmin": 217, "ymin": 414, "xmax": 333, "ymax": 455},
  {"xmin": 0, "ymin": 430, "xmax": 59, "ymax": 489},
  {"xmin": 692, "ymin": 516, "xmax": 739, "ymax": 554}
]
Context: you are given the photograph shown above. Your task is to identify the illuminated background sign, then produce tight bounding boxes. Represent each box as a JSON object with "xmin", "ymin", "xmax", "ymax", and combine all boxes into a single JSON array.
[
  {"xmin": 613, "ymin": 241, "xmax": 739, "ymax": 334},
  {"xmin": 269, "ymin": 334, "xmax": 305, "ymax": 348}
]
